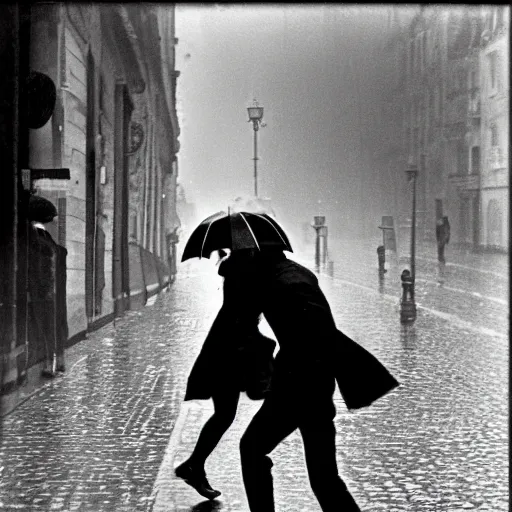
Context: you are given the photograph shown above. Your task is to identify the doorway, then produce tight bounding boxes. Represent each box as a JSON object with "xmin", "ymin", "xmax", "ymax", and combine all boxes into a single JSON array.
[
  {"xmin": 112, "ymin": 82, "xmax": 133, "ymax": 317},
  {"xmin": 85, "ymin": 50, "xmax": 96, "ymax": 322}
]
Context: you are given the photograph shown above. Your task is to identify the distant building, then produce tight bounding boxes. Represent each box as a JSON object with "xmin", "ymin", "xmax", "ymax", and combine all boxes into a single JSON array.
[
  {"xmin": 479, "ymin": 7, "xmax": 509, "ymax": 251},
  {"xmin": 381, "ymin": 5, "xmax": 508, "ymax": 252},
  {"xmin": 176, "ymin": 183, "xmax": 196, "ymax": 240}
]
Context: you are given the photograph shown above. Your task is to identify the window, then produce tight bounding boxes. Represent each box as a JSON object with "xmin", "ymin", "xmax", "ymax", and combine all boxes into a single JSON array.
[
  {"xmin": 491, "ymin": 7, "xmax": 504, "ymax": 32},
  {"xmin": 490, "ymin": 124, "xmax": 499, "ymax": 147},
  {"xmin": 495, "ymin": 8, "xmax": 504, "ymax": 31},
  {"xmin": 434, "ymin": 87, "xmax": 440, "ymax": 119},
  {"xmin": 488, "ymin": 51, "xmax": 498, "ymax": 91},
  {"xmin": 416, "ymin": 36, "xmax": 421, "ymax": 71},
  {"xmin": 409, "ymin": 40, "xmax": 414, "ymax": 75},
  {"xmin": 470, "ymin": 146, "xmax": 480, "ymax": 174},
  {"xmin": 456, "ymin": 140, "xmax": 464, "ymax": 174},
  {"xmin": 423, "ymin": 31, "xmax": 427, "ymax": 68},
  {"xmin": 130, "ymin": 213, "xmax": 138, "ymax": 241},
  {"xmin": 425, "ymin": 90, "xmax": 430, "ymax": 136},
  {"xmin": 469, "ymin": 69, "xmax": 477, "ymax": 90},
  {"xmin": 418, "ymin": 35, "xmax": 423, "ymax": 72}
]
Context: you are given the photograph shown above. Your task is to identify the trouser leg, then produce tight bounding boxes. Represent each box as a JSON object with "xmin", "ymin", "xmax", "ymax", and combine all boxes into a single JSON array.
[
  {"xmin": 188, "ymin": 389, "xmax": 240, "ymax": 468},
  {"xmin": 31, "ymin": 300, "xmax": 54, "ymax": 375},
  {"xmin": 437, "ymin": 244, "xmax": 445, "ymax": 264},
  {"xmin": 300, "ymin": 420, "xmax": 362, "ymax": 512},
  {"xmin": 240, "ymin": 394, "xmax": 298, "ymax": 511}
]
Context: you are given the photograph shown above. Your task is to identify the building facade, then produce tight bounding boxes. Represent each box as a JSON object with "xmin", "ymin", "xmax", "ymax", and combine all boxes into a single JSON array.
[
  {"xmin": 479, "ymin": 7, "xmax": 509, "ymax": 251},
  {"xmin": 385, "ymin": 5, "xmax": 509, "ymax": 252},
  {"xmin": 0, "ymin": 4, "xmax": 180, "ymax": 398}
]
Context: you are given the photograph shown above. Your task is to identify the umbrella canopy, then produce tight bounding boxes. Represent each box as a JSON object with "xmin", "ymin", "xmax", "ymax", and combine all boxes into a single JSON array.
[{"xmin": 181, "ymin": 211, "xmax": 293, "ymax": 262}]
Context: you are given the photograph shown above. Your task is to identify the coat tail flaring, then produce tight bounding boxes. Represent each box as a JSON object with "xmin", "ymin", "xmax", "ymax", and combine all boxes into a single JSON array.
[{"xmin": 333, "ymin": 330, "xmax": 400, "ymax": 411}]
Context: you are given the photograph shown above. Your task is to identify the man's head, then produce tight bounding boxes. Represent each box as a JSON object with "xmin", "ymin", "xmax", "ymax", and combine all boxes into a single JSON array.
[{"xmin": 28, "ymin": 195, "xmax": 58, "ymax": 224}]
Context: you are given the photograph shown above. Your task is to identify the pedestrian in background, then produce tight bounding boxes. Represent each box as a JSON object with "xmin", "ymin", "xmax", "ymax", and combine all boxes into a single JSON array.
[
  {"xmin": 175, "ymin": 249, "xmax": 276, "ymax": 500},
  {"xmin": 228, "ymin": 248, "xmax": 399, "ymax": 512},
  {"xmin": 436, "ymin": 216, "xmax": 450, "ymax": 265},
  {"xmin": 436, "ymin": 216, "xmax": 450, "ymax": 283},
  {"xmin": 27, "ymin": 194, "xmax": 68, "ymax": 376}
]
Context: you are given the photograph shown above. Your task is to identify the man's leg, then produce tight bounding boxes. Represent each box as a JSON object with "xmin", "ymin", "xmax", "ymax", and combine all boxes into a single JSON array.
[
  {"xmin": 240, "ymin": 393, "xmax": 298, "ymax": 511},
  {"xmin": 438, "ymin": 243, "xmax": 446, "ymax": 264},
  {"xmin": 300, "ymin": 420, "xmax": 362, "ymax": 512}
]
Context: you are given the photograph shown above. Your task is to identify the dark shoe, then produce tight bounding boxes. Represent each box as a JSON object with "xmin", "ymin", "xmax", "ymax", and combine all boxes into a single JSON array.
[
  {"xmin": 175, "ymin": 461, "xmax": 221, "ymax": 500},
  {"xmin": 41, "ymin": 368, "xmax": 55, "ymax": 378}
]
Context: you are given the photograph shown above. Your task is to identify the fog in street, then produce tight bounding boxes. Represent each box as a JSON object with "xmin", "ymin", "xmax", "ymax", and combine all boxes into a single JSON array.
[{"xmin": 175, "ymin": 4, "xmax": 413, "ymax": 243}]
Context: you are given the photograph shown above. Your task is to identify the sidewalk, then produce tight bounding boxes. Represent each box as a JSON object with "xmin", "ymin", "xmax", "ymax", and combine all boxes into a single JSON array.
[
  {"xmin": 410, "ymin": 241, "xmax": 508, "ymax": 277},
  {"xmin": 327, "ymin": 236, "xmax": 508, "ymax": 276}
]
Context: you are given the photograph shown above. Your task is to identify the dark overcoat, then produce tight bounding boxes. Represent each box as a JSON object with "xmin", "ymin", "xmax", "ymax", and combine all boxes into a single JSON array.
[
  {"xmin": 260, "ymin": 255, "xmax": 399, "ymax": 410},
  {"xmin": 184, "ymin": 259, "xmax": 276, "ymax": 401}
]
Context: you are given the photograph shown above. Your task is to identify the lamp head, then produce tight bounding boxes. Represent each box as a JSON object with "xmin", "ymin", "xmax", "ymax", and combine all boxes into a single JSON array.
[
  {"xmin": 405, "ymin": 158, "xmax": 418, "ymax": 181},
  {"xmin": 247, "ymin": 99, "xmax": 264, "ymax": 122}
]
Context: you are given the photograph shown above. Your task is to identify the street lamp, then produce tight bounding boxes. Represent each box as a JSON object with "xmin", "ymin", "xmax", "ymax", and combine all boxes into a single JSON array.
[
  {"xmin": 247, "ymin": 99, "xmax": 264, "ymax": 197},
  {"xmin": 400, "ymin": 157, "xmax": 418, "ymax": 324}
]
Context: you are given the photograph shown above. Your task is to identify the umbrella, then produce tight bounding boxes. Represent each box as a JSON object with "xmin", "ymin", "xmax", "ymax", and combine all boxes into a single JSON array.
[{"xmin": 181, "ymin": 210, "xmax": 293, "ymax": 262}]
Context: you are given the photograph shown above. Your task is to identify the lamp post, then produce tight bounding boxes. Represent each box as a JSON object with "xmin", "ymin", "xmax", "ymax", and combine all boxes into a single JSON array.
[
  {"xmin": 400, "ymin": 158, "xmax": 418, "ymax": 324},
  {"xmin": 247, "ymin": 99, "xmax": 264, "ymax": 197},
  {"xmin": 312, "ymin": 215, "xmax": 326, "ymax": 271}
]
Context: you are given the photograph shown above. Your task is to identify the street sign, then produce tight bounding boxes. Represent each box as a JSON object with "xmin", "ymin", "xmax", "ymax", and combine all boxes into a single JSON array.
[
  {"xmin": 29, "ymin": 168, "xmax": 70, "ymax": 181},
  {"xmin": 33, "ymin": 178, "xmax": 69, "ymax": 191},
  {"xmin": 21, "ymin": 168, "xmax": 71, "ymax": 192},
  {"xmin": 378, "ymin": 215, "xmax": 397, "ymax": 252}
]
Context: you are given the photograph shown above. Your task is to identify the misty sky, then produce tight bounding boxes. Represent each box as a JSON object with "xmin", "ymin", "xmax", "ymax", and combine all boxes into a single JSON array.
[{"xmin": 175, "ymin": 4, "xmax": 404, "ymax": 239}]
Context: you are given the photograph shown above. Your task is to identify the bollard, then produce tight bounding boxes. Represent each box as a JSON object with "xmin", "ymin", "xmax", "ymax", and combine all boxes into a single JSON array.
[
  {"xmin": 377, "ymin": 245, "xmax": 387, "ymax": 274},
  {"xmin": 400, "ymin": 269, "xmax": 416, "ymax": 324},
  {"xmin": 327, "ymin": 260, "xmax": 334, "ymax": 277}
]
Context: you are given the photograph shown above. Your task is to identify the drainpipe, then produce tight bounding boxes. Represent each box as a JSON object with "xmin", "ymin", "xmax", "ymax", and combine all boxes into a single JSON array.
[{"xmin": 8, "ymin": 4, "xmax": 21, "ymax": 385}]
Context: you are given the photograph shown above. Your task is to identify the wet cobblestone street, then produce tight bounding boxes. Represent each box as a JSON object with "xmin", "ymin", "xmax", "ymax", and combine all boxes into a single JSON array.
[{"xmin": 0, "ymin": 245, "xmax": 508, "ymax": 511}]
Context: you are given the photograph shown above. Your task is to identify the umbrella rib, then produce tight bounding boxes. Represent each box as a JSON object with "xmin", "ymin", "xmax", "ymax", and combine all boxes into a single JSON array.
[
  {"xmin": 200, "ymin": 220, "xmax": 215, "ymax": 258},
  {"xmin": 240, "ymin": 213, "xmax": 260, "ymax": 250},
  {"xmin": 253, "ymin": 213, "xmax": 289, "ymax": 246}
]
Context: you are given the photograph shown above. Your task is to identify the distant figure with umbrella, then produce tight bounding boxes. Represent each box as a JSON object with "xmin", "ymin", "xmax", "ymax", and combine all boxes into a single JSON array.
[
  {"xmin": 436, "ymin": 215, "xmax": 450, "ymax": 283},
  {"xmin": 178, "ymin": 210, "xmax": 399, "ymax": 511}
]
